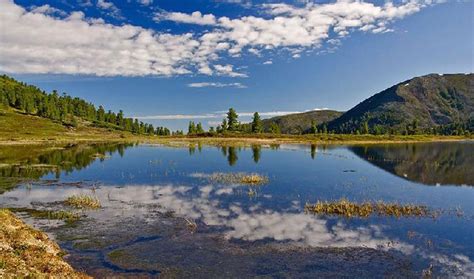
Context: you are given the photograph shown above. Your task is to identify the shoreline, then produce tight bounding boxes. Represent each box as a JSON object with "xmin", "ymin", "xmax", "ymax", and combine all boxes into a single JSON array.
[
  {"xmin": 0, "ymin": 134, "xmax": 471, "ymax": 146},
  {"xmin": 0, "ymin": 209, "xmax": 90, "ymax": 278}
]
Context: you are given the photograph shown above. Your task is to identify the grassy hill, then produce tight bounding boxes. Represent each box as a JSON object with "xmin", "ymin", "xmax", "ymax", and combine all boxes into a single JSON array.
[
  {"xmin": 0, "ymin": 105, "xmax": 132, "ymax": 142},
  {"xmin": 261, "ymin": 110, "xmax": 343, "ymax": 134},
  {"xmin": 326, "ymin": 73, "xmax": 473, "ymax": 134}
]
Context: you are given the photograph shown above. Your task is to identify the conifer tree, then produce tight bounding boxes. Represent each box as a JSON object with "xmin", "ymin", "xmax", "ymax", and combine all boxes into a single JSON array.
[{"xmin": 251, "ymin": 112, "xmax": 263, "ymax": 133}]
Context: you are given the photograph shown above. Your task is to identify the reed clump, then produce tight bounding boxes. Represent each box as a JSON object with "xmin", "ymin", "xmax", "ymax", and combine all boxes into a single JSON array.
[
  {"xmin": 64, "ymin": 194, "xmax": 101, "ymax": 209},
  {"xmin": 305, "ymin": 198, "xmax": 430, "ymax": 218},
  {"xmin": 208, "ymin": 172, "xmax": 269, "ymax": 185}
]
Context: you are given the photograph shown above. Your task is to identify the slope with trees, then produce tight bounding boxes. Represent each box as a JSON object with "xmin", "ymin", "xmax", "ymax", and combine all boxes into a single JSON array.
[
  {"xmin": 326, "ymin": 74, "xmax": 473, "ymax": 135},
  {"xmin": 0, "ymin": 75, "xmax": 172, "ymax": 137},
  {"xmin": 261, "ymin": 110, "xmax": 343, "ymax": 134}
]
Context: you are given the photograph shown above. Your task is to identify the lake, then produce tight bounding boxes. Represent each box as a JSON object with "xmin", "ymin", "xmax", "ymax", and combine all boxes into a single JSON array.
[{"xmin": 0, "ymin": 142, "xmax": 473, "ymax": 277}]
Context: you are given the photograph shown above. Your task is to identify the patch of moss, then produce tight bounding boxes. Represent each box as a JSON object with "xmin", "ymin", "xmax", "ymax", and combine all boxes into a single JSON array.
[{"xmin": 0, "ymin": 209, "xmax": 90, "ymax": 277}]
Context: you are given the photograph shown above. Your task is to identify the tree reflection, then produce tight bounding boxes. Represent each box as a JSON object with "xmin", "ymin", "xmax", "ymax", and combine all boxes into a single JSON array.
[
  {"xmin": 251, "ymin": 145, "xmax": 261, "ymax": 163},
  {"xmin": 0, "ymin": 143, "xmax": 133, "ymax": 193}
]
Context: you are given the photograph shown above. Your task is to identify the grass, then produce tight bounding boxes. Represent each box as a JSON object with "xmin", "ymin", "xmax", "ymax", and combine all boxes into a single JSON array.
[
  {"xmin": 304, "ymin": 198, "xmax": 431, "ymax": 218},
  {"xmin": 205, "ymin": 172, "xmax": 269, "ymax": 185},
  {"xmin": 240, "ymin": 174, "xmax": 268, "ymax": 185},
  {"xmin": 0, "ymin": 209, "xmax": 90, "ymax": 277},
  {"xmin": 8, "ymin": 208, "xmax": 80, "ymax": 224},
  {"xmin": 64, "ymin": 194, "xmax": 101, "ymax": 209},
  {"xmin": 0, "ymin": 106, "xmax": 135, "ymax": 144}
]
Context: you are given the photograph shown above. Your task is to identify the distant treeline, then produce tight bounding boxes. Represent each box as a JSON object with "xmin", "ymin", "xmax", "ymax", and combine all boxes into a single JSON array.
[
  {"xmin": 187, "ymin": 109, "xmax": 273, "ymax": 135},
  {"xmin": 188, "ymin": 108, "xmax": 472, "ymax": 136},
  {"xmin": 0, "ymin": 75, "xmax": 175, "ymax": 136}
]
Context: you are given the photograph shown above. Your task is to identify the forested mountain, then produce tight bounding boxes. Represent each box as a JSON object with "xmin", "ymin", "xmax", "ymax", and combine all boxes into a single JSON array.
[
  {"xmin": 0, "ymin": 75, "xmax": 171, "ymax": 136},
  {"xmin": 261, "ymin": 110, "xmax": 343, "ymax": 134},
  {"xmin": 326, "ymin": 74, "xmax": 473, "ymax": 135}
]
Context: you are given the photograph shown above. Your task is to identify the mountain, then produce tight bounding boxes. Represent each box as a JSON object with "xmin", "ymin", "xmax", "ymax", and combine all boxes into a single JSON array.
[
  {"xmin": 261, "ymin": 110, "xmax": 343, "ymax": 134},
  {"xmin": 326, "ymin": 73, "xmax": 474, "ymax": 134}
]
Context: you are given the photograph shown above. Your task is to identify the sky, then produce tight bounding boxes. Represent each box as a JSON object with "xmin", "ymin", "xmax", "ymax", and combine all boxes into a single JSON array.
[{"xmin": 1, "ymin": 0, "xmax": 473, "ymax": 130}]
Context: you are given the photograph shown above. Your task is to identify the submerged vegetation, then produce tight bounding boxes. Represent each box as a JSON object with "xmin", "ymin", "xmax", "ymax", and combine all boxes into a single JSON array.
[
  {"xmin": 305, "ymin": 199, "xmax": 431, "ymax": 218},
  {"xmin": 9, "ymin": 208, "xmax": 80, "ymax": 224},
  {"xmin": 0, "ymin": 209, "xmax": 89, "ymax": 277},
  {"xmin": 65, "ymin": 194, "xmax": 101, "ymax": 209}
]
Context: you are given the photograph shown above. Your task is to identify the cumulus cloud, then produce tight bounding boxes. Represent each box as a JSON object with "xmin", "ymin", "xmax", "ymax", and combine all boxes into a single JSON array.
[
  {"xmin": 0, "ymin": 0, "xmax": 438, "ymax": 77},
  {"xmin": 30, "ymin": 4, "xmax": 67, "ymax": 17},
  {"xmin": 96, "ymin": 0, "xmax": 123, "ymax": 19},
  {"xmin": 188, "ymin": 82, "xmax": 246, "ymax": 88},
  {"xmin": 154, "ymin": 11, "xmax": 217, "ymax": 25}
]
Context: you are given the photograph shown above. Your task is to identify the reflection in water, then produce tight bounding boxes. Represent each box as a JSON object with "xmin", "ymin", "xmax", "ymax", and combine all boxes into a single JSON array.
[
  {"xmin": 1, "ymin": 142, "xmax": 474, "ymax": 277},
  {"xmin": 0, "ymin": 143, "xmax": 133, "ymax": 193},
  {"xmin": 2, "ymin": 183, "xmax": 473, "ymax": 276},
  {"xmin": 251, "ymin": 145, "xmax": 261, "ymax": 163},
  {"xmin": 349, "ymin": 142, "xmax": 474, "ymax": 186}
]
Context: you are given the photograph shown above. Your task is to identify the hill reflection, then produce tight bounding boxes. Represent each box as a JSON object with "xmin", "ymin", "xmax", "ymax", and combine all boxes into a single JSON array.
[{"xmin": 349, "ymin": 142, "xmax": 474, "ymax": 186}]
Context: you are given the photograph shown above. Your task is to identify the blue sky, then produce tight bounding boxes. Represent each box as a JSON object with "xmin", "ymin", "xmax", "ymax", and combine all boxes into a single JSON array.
[{"xmin": 1, "ymin": 0, "xmax": 473, "ymax": 130}]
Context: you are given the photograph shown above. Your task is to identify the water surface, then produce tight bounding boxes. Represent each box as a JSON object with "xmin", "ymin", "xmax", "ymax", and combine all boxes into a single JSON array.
[{"xmin": 0, "ymin": 142, "xmax": 473, "ymax": 277}]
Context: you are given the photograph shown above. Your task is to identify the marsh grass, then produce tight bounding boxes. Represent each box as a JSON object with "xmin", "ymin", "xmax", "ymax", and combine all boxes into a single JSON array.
[
  {"xmin": 206, "ymin": 172, "xmax": 269, "ymax": 186},
  {"xmin": 8, "ymin": 208, "xmax": 80, "ymax": 224},
  {"xmin": 305, "ymin": 198, "xmax": 430, "ymax": 218},
  {"xmin": 64, "ymin": 194, "xmax": 101, "ymax": 209}
]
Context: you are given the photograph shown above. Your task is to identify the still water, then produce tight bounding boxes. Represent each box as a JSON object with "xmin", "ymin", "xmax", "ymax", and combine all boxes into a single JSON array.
[{"xmin": 0, "ymin": 142, "xmax": 473, "ymax": 277}]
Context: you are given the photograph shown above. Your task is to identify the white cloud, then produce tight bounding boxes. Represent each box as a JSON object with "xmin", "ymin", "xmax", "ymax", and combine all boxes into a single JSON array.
[
  {"xmin": 0, "ymin": 0, "xmax": 438, "ymax": 77},
  {"xmin": 96, "ymin": 0, "xmax": 122, "ymax": 19},
  {"xmin": 30, "ymin": 4, "xmax": 67, "ymax": 17},
  {"xmin": 263, "ymin": 60, "xmax": 273, "ymax": 65},
  {"xmin": 188, "ymin": 82, "xmax": 246, "ymax": 88},
  {"xmin": 214, "ymin": 64, "xmax": 248, "ymax": 77},
  {"xmin": 137, "ymin": 0, "xmax": 153, "ymax": 6},
  {"xmin": 154, "ymin": 11, "xmax": 217, "ymax": 25}
]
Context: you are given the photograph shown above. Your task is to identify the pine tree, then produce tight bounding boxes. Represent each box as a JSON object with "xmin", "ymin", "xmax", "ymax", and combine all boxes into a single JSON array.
[
  {"xmin": 251, "ymin": 112, "xmax": 263, "ymax": 133},
  {"xmin": 221, "ymin": 119, "xmax": 228, "ymax": 132},
  {"xmin": 196, "ymin": 122, "xmax": 204, "ymax": 133},
  {"xmin": 310, "ymin": 120, "xmax": 317, "ymax": 134},
  {"xmin": 188, "ymin": 121, "xmax": 196, "ymax": 134},
  {"xmin": 227, "ymin": 108, "xmax": 238, "ymax": 131}
]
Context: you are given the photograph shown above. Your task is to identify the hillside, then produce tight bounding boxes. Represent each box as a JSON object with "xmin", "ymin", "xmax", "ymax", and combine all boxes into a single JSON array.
[
  {"xmin": 0, "ymin": 75, "xmax": 172, "ymax": 139},
  {"xmin": 0, "ymin": 106, "xmax": 134, "ymax": 142},
  {"xmin": 261, "ymin": 110, "xmax": 343, "ymax": 134},
  {"xmin": 327, "ymin": 74, "xmax": 473, "ymax": 134}
]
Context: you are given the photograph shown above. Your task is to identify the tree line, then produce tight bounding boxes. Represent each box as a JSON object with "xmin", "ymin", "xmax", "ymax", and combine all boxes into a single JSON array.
[
  {"xmin": 187, "ymin": 108, "xmax": 283, "ymax": 135},
  {"xmin": 0, "ymin": 75, "xmax": 177, "ymax": 136}
]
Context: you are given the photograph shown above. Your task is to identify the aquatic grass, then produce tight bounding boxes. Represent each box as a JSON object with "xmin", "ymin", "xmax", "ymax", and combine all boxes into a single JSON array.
[
  {"xmin": 64, "ymin": 194, "xmax": 101, "ymax": 209},
  {"xmin": 9, "ymin": 208, "xmax": 80, "ymax": 224},
  {"xmin": 304, "ymin": 198, "xmax": 431, "ymax": 218},
  {"xmin": 201, "ymin": 172, "xmax": 269, "ymax": 186}
]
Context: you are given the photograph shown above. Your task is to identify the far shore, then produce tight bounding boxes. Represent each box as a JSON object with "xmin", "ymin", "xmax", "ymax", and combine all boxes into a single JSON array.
[{"xmin": 0, "ymin": 133, "xmax": 471, "ymax": 146}]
